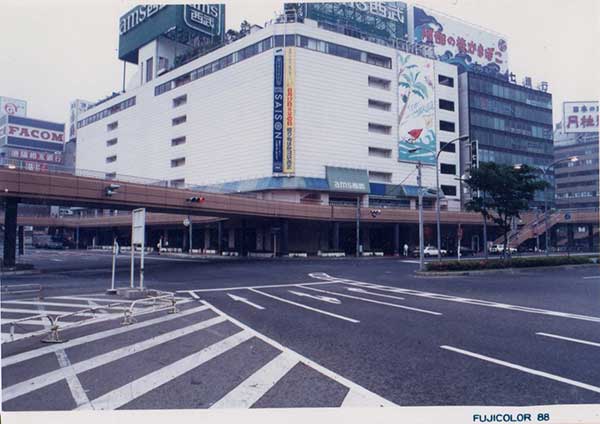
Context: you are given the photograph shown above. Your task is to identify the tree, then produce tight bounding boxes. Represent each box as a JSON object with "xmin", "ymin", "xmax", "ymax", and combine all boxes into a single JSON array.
[{"xmin": 464, "ymin": 163, "xmax": 549, "ymax": 256}]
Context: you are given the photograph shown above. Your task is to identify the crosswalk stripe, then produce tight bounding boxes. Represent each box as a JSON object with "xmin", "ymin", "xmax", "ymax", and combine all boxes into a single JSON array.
[
  {"xmin": 211, "ymin": 352, "xmax": 298, "ymax": 408},
  {"xmin": 81, "ymin": 330, "xmax": 254, "ymax": 410},
  {"xmin": 341, "ymin": 389, "xmax": 388, "ymax": 407},
  {"xmin": 1, "ymin": 304, "xmax": 210, "ymax": 367},
  {"xmin": 536, "ymin": 332, "xmax": 600, "ymax": 348},
  {"xmin": 1, "ymin": 318, "xmax": 48, "ymax": 326},
  {"xmin": 300, "ymin": 286, "xmax": 442, "ymax": 316},
  {"xmin": 1, "ymin": 308, "xmax": 100, "ymax": 316},
  {"xmin": 2, "ymin": 301, "xmax": 115, "ymax": 310},
  {"xmin": 248, "ymin": 288, "xmax": 359, "ymax": 324},
  {"xmin": 2, "ymin": 314, "xmax": 227, "ymax": 402}
]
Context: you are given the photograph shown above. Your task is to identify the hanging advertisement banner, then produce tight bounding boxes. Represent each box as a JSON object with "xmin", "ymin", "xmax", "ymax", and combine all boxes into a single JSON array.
[
  {"xmin": 413, "ymin": 7, "xmax": 509, "ymax": 78},
  {"xmin": 563, "ymin": 101, "xmax": 599, "ymax": 134},
  {"xmin": 397, "ymin": 53, "xmax": 436, "ymax": 165},
  {"xmin": 272, "ymin": 52, "xmax": 285, "ymax": 173},
  {"xmin": 283, "ymin": 47, "xmax": 296, "ymax": 174}
]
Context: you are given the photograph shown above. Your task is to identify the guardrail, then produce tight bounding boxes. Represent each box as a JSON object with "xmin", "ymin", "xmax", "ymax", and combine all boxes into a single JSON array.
[{"xmin": 122, "ymin": 292, "xmax": 178, "ymax": 325}]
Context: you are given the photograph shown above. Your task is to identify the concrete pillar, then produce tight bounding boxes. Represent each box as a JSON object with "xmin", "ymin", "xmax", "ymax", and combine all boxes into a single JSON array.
[
  {"xmin": 393, "ymin": 224, "xmax": 400, "ymax": 256},
  {"xmin": 567, "ymin": 224, "xmax": 574, "ymax": 252},
  {"xmin": 241, "ymin": 220, "xmax": 248, "ymax": 256},
  {"xmin": 332, "ymin": 222, "xmax": 340, "ymax": 251},
  {"xmin": 203, "ymin": 227, "xmax": 211, "ymax": 251},
  {"xmin": 361, "ymin": 227, "xmax": 370, "ymax": 251},
  {"xmin": 256, "ymin": 226, "xmax": 264, "ymax": 251},
  {"xmin": 264, "ymin": 227, "xmax": 272, "ymax": 251},
  {"xmin": 588, "ymin": 224, "xmax": 595, "ymax": 252},
  {"xmin": 228, "ymin": 227, "xmax": 235, "ymax": 250},
  {"xmin": 217, "ymin": 222, "xmax": 223, "ymax": 253},
  {"xmin": 76, "ymin": 227, "xmax": 80, "ymax": 249},
  {"xmin": 410, "ymin": 199, "xmax": 417, "ymax": 210},
  {"xmin": 18, "ymin": 225, "xmax": 24, "ymax": 256},
  {"xmin": 182, "ymin": 228, "xmax": 188, "ymax": 252},
  {"xmin": 280, "ymin": 219, "xmax": 289, "ymax": 256},
  {"xmin": 3, "ymin": 198, "xmax": 18, "ymax": 267}
]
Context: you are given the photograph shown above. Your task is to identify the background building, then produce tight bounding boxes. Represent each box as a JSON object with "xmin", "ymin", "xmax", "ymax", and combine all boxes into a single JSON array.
[{"xmin": 553, "ymin": 101, "xmax": 599, "ymax": 209}]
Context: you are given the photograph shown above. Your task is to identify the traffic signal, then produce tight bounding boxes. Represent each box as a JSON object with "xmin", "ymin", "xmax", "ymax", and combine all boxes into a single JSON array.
[
  {"xmin": 105, "ymin": 184, "xmax": 120, "ymax": 197},
  {"xmin": 186, "ymin": 196, "xmax": 205, "ymax": 203}
]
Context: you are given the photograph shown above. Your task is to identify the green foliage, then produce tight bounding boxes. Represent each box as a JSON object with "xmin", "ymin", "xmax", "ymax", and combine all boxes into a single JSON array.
[
  {"xmin": 425, "ymin": 256, "xmax": 594, "ymax": 272},
  {"xmin": 464, "ymin": 163, "xmax": 549, "ymax": 254}
]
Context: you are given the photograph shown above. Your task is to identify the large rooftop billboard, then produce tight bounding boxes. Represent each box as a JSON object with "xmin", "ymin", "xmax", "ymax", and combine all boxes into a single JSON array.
[
  {"xmin": 563, "ymin": 101, "xmax": 599, "ymax": 134},
  {"xmin": 413, "ymin": 6, "xmax": 509, "ymax": 77}
]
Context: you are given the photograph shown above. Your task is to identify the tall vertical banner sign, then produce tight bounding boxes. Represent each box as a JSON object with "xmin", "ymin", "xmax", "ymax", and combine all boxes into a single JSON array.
[
  {"xmin": 273, "ymin": 52, "xmax": 285, "ymax": 173},
  {"xmin": 283, "ymin": 47, "xmax": 296, "ymax": 174},
  {"xmin": 397, "ymin": 53, "xmax": 436, "ymax": 165}
]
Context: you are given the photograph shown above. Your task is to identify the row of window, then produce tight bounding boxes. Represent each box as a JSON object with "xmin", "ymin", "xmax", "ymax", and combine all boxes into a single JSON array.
[
  {"xmin": 469, "ymin": 75, "xmax": 552, "ymax": 110},
  {"xmin": 471, "ymin": 111, "xmax": 552, "ymax": 140},
  {"xmin": 556, "ymin": 180, "xmax": 598, "ymax": 189},
  {"xmin": 368, "ymin": 120, "xmax": 456, "ymax": 135},
  {"xmin": 470, "ymin": 128, "xmax": 553, "ymax": 156},
  {"xmin": 156, "ymin": 34, "xmax": 393, "ymax": 97},
  {"xmin": 555, "ymin": 169, "xmax": 599, "ymax": 179},
  {"xmin": 470, "ymin": 94, "xmax": 552, "ymax": 125},
  {"xmin": 555, "ymin": 158, "xmax": 599, "ymax": 169},
  {"xmin": 478, "ymin": 148, "xmax": 551, "ymax": 167},
  {"xmin": 556, "ymin": 191, "xmax": 597, "ymax": 199},
  {"xmin": 78, "ymin": 97, "xmax": 136, "ymax": 129}
]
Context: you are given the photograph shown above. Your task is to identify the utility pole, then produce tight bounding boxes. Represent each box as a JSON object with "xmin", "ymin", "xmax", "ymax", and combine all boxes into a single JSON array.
[
  {"xmin": 356, "ymin": 196, "xmax": 361, "ymax": 257},
  {"xmin": 417, "ymin": 162, "xmax": 424, "ymax": 271}
]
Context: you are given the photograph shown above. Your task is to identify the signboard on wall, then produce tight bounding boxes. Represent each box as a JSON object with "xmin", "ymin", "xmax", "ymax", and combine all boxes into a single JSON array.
[
  {"xmin": 273, "ymin": 52, "xmax": 284, "ymax": 173},
  {"xmin": 118, "ymin": 4, "xmax": 225, "ymax": 64},
  {"xmin": 287, "ymin": 2, "xmax": 408, "ymax": 41},
  {"xmin": 413, "ymin": 7, "xmax": 509, "ymax": 77},
  {"xmin": 1, "ymin": 116, "xmax": 65, "ymax": 151},
  {"xmin": 397, "ymin": 53, "xmax": 436, "ymax": 165},
  {"xmin": 68, "ymin": 99, "xmax": 94, "ymax": 141},
  {"xmin": 563, "ymin": 101, "xmax": 599, "ymax": 133},
  {"xmin": 283, "ymin": 47, "xmax": 296, "ymax": 174},
  {"xmin": 0, "ymin": 96, "xmax": 27, "ymax": 117},
  {"xmin": 6, "ymin": 148, "xmax": 63, "ymax": 164}
]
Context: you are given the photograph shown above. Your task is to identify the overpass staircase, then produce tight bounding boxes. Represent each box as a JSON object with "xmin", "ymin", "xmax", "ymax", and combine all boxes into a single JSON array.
[{"xmin": 493, "ymin": 212, "xmax": 562, "ymax": 249}]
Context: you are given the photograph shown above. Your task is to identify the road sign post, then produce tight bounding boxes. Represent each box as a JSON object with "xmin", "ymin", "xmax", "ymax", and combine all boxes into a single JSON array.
[{"xmin": 131, "ymin": 208, "xmax": 146, "ymax": 290}]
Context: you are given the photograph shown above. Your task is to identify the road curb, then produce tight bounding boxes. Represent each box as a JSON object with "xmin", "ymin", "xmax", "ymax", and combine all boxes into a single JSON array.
[
  {"xmin": 415, "ymin": 263, "xmax": 599, "ymax": 277},
  {"xmin": 1, "ymin": 269, "xmax": 42, "ymax": 276}
]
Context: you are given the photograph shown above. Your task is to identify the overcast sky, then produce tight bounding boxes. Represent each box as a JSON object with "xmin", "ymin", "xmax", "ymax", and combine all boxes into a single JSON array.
[{"xmin": 1, "ymin": 0, "xmax": 598, "ymax": 126}]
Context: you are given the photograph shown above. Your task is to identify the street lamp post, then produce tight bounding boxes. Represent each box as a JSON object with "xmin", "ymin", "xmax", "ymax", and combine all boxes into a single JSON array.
[
  {"xmin": 515, "ymin": 156, "xmax": 578, "ymax": 257},
  {"xmin": 416, "ymin": 161, "xmax": 424, "ymax": 271}
]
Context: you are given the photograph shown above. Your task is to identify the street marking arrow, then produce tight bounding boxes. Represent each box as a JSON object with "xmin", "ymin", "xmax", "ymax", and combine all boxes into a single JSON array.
[
  {"xmin": 288, "ymin": 290, "xmax": 341, "ymax": 304},
  {"xmin": 227, "ymin": 294, "xmax": 265, "ymax": 310}
]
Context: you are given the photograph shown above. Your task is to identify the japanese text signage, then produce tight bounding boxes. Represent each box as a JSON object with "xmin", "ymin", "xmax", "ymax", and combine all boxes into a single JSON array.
[
  {"xmin": 413, "ymin": 7, "xmax": 509, "ymax": 77},
  {"xmin": 288, "ymin": 2, "xmax": 408, "ymax": 41},
  {"xmin": 0, "ymin": 96, "xmax": 27, "ymax": 118},
  {"xmin": 183, "ymin": 4, "xmax": 225, "ymax": 37},
  {"xmin": 563, "ymin": 101, "xmax": 599, "ymax": 134},
  {"xmin": 69, "ymin": 99, "xmax": 93, "ymax": 141},
  {"xmin": 7, "ymin": 149, "xmax": 62, "ymax": 164},
  {"xmin": 283, "ymin": 47, "xmax": 296, "ymax": 174},
  {"xmin": 273, "ymin": 53, "xmax": 285, "ymax": 173}
]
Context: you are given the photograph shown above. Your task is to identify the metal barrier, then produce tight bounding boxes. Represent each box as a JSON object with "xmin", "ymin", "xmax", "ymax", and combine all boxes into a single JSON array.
[
  {"xmin": 122, "ymin": 293, "xmax": 178, "ymax": 325},
  {"xmin": 1, "ymin": 284, "xmax": 43, "ymax": 299}
]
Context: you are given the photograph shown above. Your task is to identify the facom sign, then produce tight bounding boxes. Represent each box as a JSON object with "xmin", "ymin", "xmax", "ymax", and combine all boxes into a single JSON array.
[
  {"xmin": 287, "ymin": 2, "xmax": 408, "ymax": 41},
  {"xmin": 1, "ymin": 116, "xmax": 65, "ymax": 152},
  {"xmin": 563, "ymin": 101, "xmax": 599, "ymax": 134},
  {"xmin": 118, "ymin": 4, "xmax": 225, "ymax": 64}
]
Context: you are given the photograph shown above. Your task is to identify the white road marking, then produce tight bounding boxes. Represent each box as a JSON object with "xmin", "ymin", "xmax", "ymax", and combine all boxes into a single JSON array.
[
  {"xmin": 400, "ymin": 260, "xmax": 421, "ymax": 264},
  {"xmin": 2, "ymin": 304, "xmax": 210, "ymax": 367},
  {"xmin": 0, "ymin": 307, "xmax": 100, "ymax": 316},
  {"xmin": 211, "ymin": 352, "xmax": 298, "ymax": 408},
  {"xmin": 300, "ymin": 286, "xmax": 442, "ymax": 316},
  {"xmin": 536, "ymin": 332, "xmax": 600, "ymax": 348},
  {"xmin": 288, "ymin": 290, "xmax": 341, "ymax": 304},
  {"xmin": 1, "ymin": 318, "xmax": 48, "ymax": 326},
  {"xmin": 346, "ymin": 287, "xmax": 405, "ymax": 301},
  {"xmin": 201, "ymin": 300, "xmax": 395, "ymax": 407},
  {"xmin": 79, "ymin": 330, "xmax": 254, "ymax": 410},
  {"xmin": 55, "ymin": 349, "xmax": 92, "ymax": 409},
  {"xmin": 188, "ymin": 291, "xmax": 200, "ymax": 299},
  {"xmin": 248, "ymin": 288, "xmax": 359, "ymax": 324},
  {"xmin": 441, "ymin": 345, "xmax": 600, "ymax": 394},
  {"xmin": 583, "ymin": 276, "xmax": 600, "ymax": 280},
  {"xmin": 311, "ymin": 274, "xmax": 600, "ymax": 324},
  {"xmin": 177, "ymin": 281, "xmax": 334, "ymax": 294},
  {"xmin": 341, "ymin": 389, "xmax": 388, "ymax": 407},
  {"xmin": 227, "ymin": 293, "xmax": 265, "ymax": 310},
  {"xmin": 2, "ymin": 315, "xmax": 227, "ymax": 402},
  {"xmin": 2, "ymin": 301, "xmax": 113, "ymax": 310},
  {"xmin": 53, "ymin": 296, "xmax": 135, "ymax": 304}
]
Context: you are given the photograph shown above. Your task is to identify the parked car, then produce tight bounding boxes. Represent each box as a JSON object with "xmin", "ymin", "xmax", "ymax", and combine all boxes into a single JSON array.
[
  {"xmin": 423, "ymin": 245, "xmax": 447, "ymax": 257},
  {"xmin": 448, "ymin": 246, "xmax": 475, "ymax": 257},
  {"xmin": 490, "ymin": 244, "xmax": 517, "ymax": 254}
]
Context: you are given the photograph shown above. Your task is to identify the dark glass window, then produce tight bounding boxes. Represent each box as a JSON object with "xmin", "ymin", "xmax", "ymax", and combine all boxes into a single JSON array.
[
  {"xmin": 441, "ymin": 185, "xmax": 457, "ymax": 196},
  {"xmin": 439, "ymin": 99, "xmax": 455, "ymax": 111},
  {"xmin": 440, "ymin": 142, "xmax": 456, "ymax": 153},
  {"xmin": 440, "ymin": 163, "xmax": 457, "ymax": 175},
  {"xmin": 438, "ymin": 75, "xmax": 454, "ymax": 87},
  {"xmin": 146, "ymin": 57, "xmax": 153, "ymax": 82},
  {"xmin": 440, "ymin": 120, "xmax": 456, "ymax": 132}
]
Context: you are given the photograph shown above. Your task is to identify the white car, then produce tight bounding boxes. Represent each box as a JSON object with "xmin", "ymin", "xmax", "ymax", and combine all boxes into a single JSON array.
[
  {"xmin": 491, "ymin": 244, "xmax": 517, "ymax": 254},
  {"xmin": 423, "ymin": 246, "xmax": 447, "ymax": 257}
]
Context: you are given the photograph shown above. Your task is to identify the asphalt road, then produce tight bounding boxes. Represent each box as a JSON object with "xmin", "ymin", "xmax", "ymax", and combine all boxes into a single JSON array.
[{"xmin": 1, "ymin": 249, "xmax": 599, "ymax": 411}]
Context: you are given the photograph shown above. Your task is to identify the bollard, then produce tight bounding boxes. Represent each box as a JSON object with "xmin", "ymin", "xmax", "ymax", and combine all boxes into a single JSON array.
[{"xmin": 41, "ymin": 316, "xmax": 67, "ymax": 344}]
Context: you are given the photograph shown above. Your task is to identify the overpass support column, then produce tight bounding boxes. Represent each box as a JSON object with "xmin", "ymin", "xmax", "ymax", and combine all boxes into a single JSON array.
[
  {"xmin": 589, "ymin": 224, "xmax": 595, "ymax": 252},
  {"xmin": 18, "ymin": 226, "xmax": 24, "ymax": 256},
  {"xmin": 3, "ymin": 198, "xmax": 18, "ymax": 268},
  {"xmin": 393, "ymin": 224, "xmax": 400, "ymax": 256},
  {"xmin": 204, "ymin": 227, "xmax": 211, "ymax": 251},
  {"xmin": 228, "ymin": 228, "xmax": 235, "ymax": 251},
  {"xmin": 361, "ymin": 227, "xmax": 370, "ymax": 252},
  {"xmin": 217, "ymin": 222, "xmax": 223, "ymax": 254},
  {"xmin": 332, "ymin": 222, "xmax": 340, "ymax": 251},
  {"xmin": 280, "ymin": 219, "xmax": 289, "ymax": 257},
  {"xmin": 567, "ymin": 224, "xmax": 575, "ymax": 253}
]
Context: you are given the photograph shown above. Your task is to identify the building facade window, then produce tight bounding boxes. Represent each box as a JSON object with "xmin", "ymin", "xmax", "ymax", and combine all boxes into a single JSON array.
[
  {"xmin": 368, "ymin": 123, "xmax": 392, "ymax": 135},
  {"xmin": 441, "ymin": 185, "xmax": 457, "ymax": 196},
  {"xmin": 440, "ymin": 163, "xmax": 456, "ymax": 175},
  {"xmin": 368, "ymin": 99, "xmax": 391, "ymax": 111},
  {"xmin": 171, "ymin": 136, "xmax": 187, "ymax": 146},
  {"xmin": 106, "ymin": 155, "xmax": 117, "ymax": 164},
  {"xmin": 440, "ymin": 142, "xmax": 456, "ymax": 153},
  {"xmin": 368, "ymin": 147, "xmax": 392, "ymax": 158},
  {"xmin": 171, "ymin": 157, "xmax": 186, "ymax": 168},
  {"xmin": 438, "ymin": 75, "xmax": 454, "ymax": 87},
  {"xmin": 146, "ymin": 57, "xmax": 153, "ymax": 82},
  {"xmin": 439, "ymin": 99, "xmax": 455, "ymax": 112},
  {"xmin": 439, "ymin": 120, "xmax": 456, "ymax": 132},
  {"xmin": 105, "ymin": 172, "xmax": 117, "ymax": 179},
  {"xmin": 107, "ymin": 121, "xmax": 118, "ymax": 131},
  {"xmin": 106, "ymin": 138, "xmax": 118, "ymax": 147},
  {"xmin": 78, "ymin": 97, "xmax": 136, "ymax": 129},
  {"xmin": 170, "ymin": 178, "xmax": 185, "ymax": 187},
  {"xmin": 172, "ymin": 115, "xmax": 187, "ymax": 126},
  {"xmin": 173, "ymin": 94, "xmax": 188, "ymax": 108},
  {"xmin": 368, "ymin": 171, "xmax": 392, "ymax": 183},
  {"xmin": 368, "ymin": 76, "xmax": 391, "ymax": 91}
]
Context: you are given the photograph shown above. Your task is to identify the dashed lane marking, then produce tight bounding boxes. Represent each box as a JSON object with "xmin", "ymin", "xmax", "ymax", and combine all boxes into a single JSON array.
[
  {"xmin": 177, "ymin": 281, "xmax": 334, "ymax": 294},
  {"xmin": 1, "ymin": 304, "xmax": 210, "ymax": 367},
  {"xmin": 346, "ymin": 287, "xmax": 405, "ymax": 301},
  {"xmin": 248, "ymin": 288, "xmax": 359, "ymax": 324},
  {"xmin": 299, "ymin": 286, "xmax": 442, "ymax": 316},
  {"xmin": 536, "ymin": 332, "xmax": 600, "ymax": 348},
  {"xmin": 441, "ymin": 345, "xmax": 600, "ymax": 395}
]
